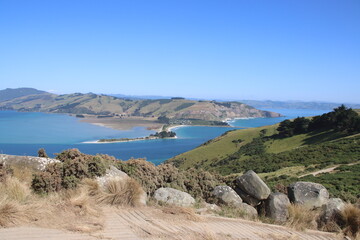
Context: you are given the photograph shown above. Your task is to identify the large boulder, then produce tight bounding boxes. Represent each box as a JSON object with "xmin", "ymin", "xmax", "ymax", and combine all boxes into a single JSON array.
[
  {"xmin": 287, "ymin": 181, "xmax": 329, "ymax": 209},
  {"xmin": 154, "ymin": 187, "xmax": 195, "ymax": 207},
  {"xmin": 211, "ymin": 185, "xmax": 243, "ymax": 207},
  {"xmin": 319, "ymin": 198, "xmax": 345, "ymax": 224},
  {"xmin": 235, "ymin": 170, "xmax": 271, "ymax": 200},
  {"xmin": 0, "ymin": 154, "xmax": 59, "ymax": 171},
  {"xmin": 234, "ymin": 187, "xmax": 261, "ymax": 207},
  {"xmin": 238, "ymin": 203, "xmax": 258, "ymax": 219},
  {"xmin": 265, "ymin": 192, "xmax": 290, "ymax": 222}
]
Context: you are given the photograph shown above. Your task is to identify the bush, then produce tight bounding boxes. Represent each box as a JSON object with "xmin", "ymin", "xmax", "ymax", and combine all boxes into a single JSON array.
[
  {"xmin": 31, "ymin": 149, "xmax": 109, "ymax": 193},
  {"xmin": 87, "ymin": 156, "xmax": 106, "ymax": 177},
  {"xmin": 37, "ymin": 148, "xmax": 48, "ymax": 158},
  {"xmin": 31, "ymin": 172, "xmax": 62, "ymax": 194},
  {"xmin": 116, "ymin": 158, "xmax": 224, "ymax": 201}
]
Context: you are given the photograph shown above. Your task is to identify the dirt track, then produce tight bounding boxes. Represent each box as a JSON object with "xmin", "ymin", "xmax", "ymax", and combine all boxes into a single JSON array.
[{"xmin": 0, "ymin": 207, "xmax": 338, "ymax": 240}]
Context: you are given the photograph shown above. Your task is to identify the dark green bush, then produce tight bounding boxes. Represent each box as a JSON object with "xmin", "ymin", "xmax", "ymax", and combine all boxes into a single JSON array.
[
  {"xmin": 31, "ymin": 149, "xmax": 109, "ymax": 193},
  {"xmin": 31, "ymin": 171, "xmax": 62, "ymax": 194}
]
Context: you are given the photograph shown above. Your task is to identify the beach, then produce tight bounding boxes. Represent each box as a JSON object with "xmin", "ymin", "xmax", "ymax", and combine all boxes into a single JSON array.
[{"xmin": 80, "ymin": 116, "xmax": 163, "ymax": 131}]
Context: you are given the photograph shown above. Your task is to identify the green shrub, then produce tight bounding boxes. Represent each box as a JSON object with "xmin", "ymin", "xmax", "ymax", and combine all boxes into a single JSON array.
[
  {"xmin": 62, "ymin": 175, "xmax": 80, "ymax": 189},
  {"xmin": 87, "ymin": 156, "xmax": 106, "ymax": 177},
  {"xmin": 31, "ymin": 172, "xmax": 62, "ymax": 194}
]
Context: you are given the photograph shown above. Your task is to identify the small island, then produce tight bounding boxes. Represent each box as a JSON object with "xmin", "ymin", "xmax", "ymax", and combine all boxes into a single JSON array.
[{"xmin": 97, "ymin": 130, "xmax": 177, "ymax": 143}]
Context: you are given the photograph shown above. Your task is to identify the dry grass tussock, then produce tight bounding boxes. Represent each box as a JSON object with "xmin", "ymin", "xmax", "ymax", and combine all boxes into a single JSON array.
[
  {"xmin": 286, "ymin": 204, "xmax": 319, "ymax": 231},
  {"xmin": 161, "ymin": 205, "xmax": 202, "ymax": 222},
  {"xmin": 0, "ymin": 176, "xmax": 104, "ymax": 232},
  {"xmin": 84, "ymin": 177, "xmax": 145, "ymax": 207},
  {"xmin": 0, "ymin": 197, "xmax": 36, "ymax": 227},
  {"xmin": 32, "ymin": 188, "xmax": 104, "ymax": 233},
  {"xmin": 0, "ymin": 178, "xmax": 37, "ymax": 227},
  {"xmin": 135, "ymin": 225, "xmax": 236, "ymax": 240},
  {"xmin": 339, "ymin": 204, "xmax": 360, "ymax": 240},
  {"xmin": 0, "ymin": 177, "xmax": 31, "ymax": 203}
]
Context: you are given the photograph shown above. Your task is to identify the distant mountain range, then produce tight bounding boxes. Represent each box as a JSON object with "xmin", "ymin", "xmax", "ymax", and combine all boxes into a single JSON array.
[
  {"xmin": 238, "ymin": 100, "xmax": 360, "ymax": 110},
  {"xmin": 0, "ymin": 88, "xmax": 46, "ymax": 102},
  {"xmin": 0, "ymin": 88, "xmax": 280, "ymax": 121},
  {"xmin": 108, "ymin": 93, "xmax": 360, "ymax": 110}
]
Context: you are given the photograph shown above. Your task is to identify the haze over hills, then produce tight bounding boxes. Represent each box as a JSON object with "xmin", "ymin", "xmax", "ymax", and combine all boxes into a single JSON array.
[
  {"xmin": 0, "ymin": 88, "xmax": 280, "ymax": 122},
  {"xmin": 108, "ymin": 93, "xmax": 360, "ymax": 110}
]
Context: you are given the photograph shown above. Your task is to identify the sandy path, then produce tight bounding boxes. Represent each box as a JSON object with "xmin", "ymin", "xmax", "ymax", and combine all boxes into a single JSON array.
[
  {"xmin": 0, "ymin": 207, "xmax": 337, "ymax": 240},
  {"xmin": 299, "ymin": 161, "xmax": 359, "ymax": 178}
]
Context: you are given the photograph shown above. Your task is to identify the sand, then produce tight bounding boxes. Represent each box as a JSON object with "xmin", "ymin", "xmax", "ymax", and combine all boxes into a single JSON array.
[
  {"xmin": 80, "ymin": 116, "xmax": 163, "ymax": 131},
  {"xmin": 0, "ymin": 206, "xmax": 337, "ymax": 240}
]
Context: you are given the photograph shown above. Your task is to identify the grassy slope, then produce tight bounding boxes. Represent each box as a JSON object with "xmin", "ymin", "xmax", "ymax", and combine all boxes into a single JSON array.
[
  {"xmin": 168, "ymin": 122, "xmax": 357, "ymax": 172},
  {"xmin": 168, "ymin": 124, "xmax": 278, "ymax": 169}
]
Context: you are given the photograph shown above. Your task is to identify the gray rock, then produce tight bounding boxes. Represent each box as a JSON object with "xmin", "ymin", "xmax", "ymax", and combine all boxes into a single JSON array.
[
  {"xmin": 212, "ymin": 186, "xmax": 243, "ymax": 207},
  {"xmin": 96, "ymin": 166, "xmax": 129, "ymax": 188},
  {"xmin": 288, "ymin": 181, "xmax": 329, "ymax": 209},
  {"xmin": 235, "ymin": 170, "xmax": 271, "ymax": 200},
  {"xmin": 154, "ymin": 187, "xmax": 195, "ymax": 207},
  {"xmin": 320, "ymin": 198, "xmax": 345, "ymax": 223},
  {"xmin": 234, "ymin": 187, "xmax": 261, "ymax": 207},
  {"xmin": 0, "ymin": 154, "xmax": 59, "ymax": 171},
  {"xmin": 238, "ymin": 203, "xmax": 258, "ymax": 219},
  {"xmin": 265, "ymin": 192, "xmax": 290, "ymax": 222},
  {"xmin": 196, "ymin": 203, "xmax": 221, "ymax": 215}
]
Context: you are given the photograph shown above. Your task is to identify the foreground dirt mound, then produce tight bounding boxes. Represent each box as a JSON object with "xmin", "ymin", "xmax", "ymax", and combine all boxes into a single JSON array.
[{"xmin": 0, "ymin": 206, "xmax": 337, "ymax": 240}]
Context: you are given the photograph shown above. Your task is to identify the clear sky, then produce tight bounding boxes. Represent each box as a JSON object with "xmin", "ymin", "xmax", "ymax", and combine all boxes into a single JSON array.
[{"xmin": 0, "ymin": 0, "xmax": 359, "ymax": 103}]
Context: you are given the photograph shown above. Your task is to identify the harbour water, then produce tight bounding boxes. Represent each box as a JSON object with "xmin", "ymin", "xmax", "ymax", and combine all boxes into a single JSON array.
[{"xmin": 0, "ymin": 109, "xmax": 330, "ymax": 164}]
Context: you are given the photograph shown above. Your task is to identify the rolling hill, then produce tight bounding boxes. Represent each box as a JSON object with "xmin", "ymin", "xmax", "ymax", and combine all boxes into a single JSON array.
[
  {"xmin": 166, "ymin": 107, "xmax": 360, "ymax": 201},
  {"xmin": 0, "ymin": 88, "xmax": 281, "ymax": 121},
  {"xmin": 0, "ymin": 87, "xmax": 46, "ymax": 102}
]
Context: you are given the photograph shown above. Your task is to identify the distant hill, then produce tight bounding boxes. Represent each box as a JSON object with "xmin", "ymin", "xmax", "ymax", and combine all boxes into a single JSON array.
[
  {"xmin": 239, "ymin": 100, "xmax": 360, "ymax": 110},
  {"xmin": 108, "ymin": 93, "xmax": 360, "ymax": 110},
  {"xmin": 0, "ymin": 87, "xmax": 47, "ymax": 102},
  {"xmin": 167, "ymin": 107, "xmax": 360, "ymax": 174},
  {"xmin": 109, "ymin": 93, "xmax": 174, "ymax": 100},
  {"xmin": 0, "ymin": 88, "xmax": 281, "ymax": 121},
  {"xmin": 166, "ymin": 107, "xmax": 360, "ymax": 201}
]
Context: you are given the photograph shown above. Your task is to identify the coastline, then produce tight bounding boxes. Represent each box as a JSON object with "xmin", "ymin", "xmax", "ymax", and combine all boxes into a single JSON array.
[
  {"xmin": 79, "ymin": 116, "xmax": 163, "ymax": 131},
  {"xmin": 82, "ymin": 136, "xmax": 177, "ymax": 144}
]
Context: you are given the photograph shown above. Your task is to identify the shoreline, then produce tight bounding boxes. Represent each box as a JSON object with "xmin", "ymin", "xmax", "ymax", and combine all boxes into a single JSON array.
[{"xmin": 82, "ymin": 136, "xmax": 177, "ymax": 144}]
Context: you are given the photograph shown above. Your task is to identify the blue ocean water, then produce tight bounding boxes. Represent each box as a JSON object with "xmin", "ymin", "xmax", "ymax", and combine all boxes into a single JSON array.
[
  {"xmin": 228, "ymin": 109, "xmax": 330, "ymax": 128},
  {"xmin": 0, "ymin": 109, "xmax": 331, "ymax": 164}
]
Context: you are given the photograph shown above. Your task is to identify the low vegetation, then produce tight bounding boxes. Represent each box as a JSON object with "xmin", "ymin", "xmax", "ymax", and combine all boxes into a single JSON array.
[
  {"xmin": 115, "ymin": 158, "xmax": 224, "ymax": 201},
  {"xmin": 0, "ymin": 148, "xmax": 359, "ymax": 239},
  {"xmin": 168, "ymin": 106, "xmax": 360, "ymax": 202}
]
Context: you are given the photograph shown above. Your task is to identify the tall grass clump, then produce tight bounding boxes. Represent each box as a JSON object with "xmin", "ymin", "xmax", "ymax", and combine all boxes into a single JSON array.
[
  {"xmin": 95, "ymin": 178, "xmax": 144, "ymax": 207},
  {"xmin": 286, "ymin": 204, "xmax": 318, "ymax": 230},
  {"xmin": 339, "ymin": 204, "xmax": 360, "ymax": 239},
  {"xmin": 0, "ymin": 177, "xmax": 31, "ymax": 203}
]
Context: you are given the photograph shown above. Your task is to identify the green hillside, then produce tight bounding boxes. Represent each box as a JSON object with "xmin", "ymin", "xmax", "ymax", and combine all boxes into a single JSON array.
[
  {"xmin": 0, "ymin": 89, "xmax": 281, "ymax": 122},
  {"xmin": 167, "ymin": 106, "xmax": 360, "ymax": 201},
  {"xmin": 167, "ymin": 106, "xmax": 360, "ymax": 175}
]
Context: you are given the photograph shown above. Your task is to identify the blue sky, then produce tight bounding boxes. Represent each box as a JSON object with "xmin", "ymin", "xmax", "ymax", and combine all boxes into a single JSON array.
[{"xmin": 0, "ymin": 0, "xmax": 359, "ymax": 103}]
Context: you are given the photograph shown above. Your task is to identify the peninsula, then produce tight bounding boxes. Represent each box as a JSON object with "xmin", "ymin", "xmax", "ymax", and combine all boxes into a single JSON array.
[
  {"xmin": 92, "ymin": 130, "xmax": 177, "ymax": 143},
  {"xmin": 0, "ymin": 88, "xmax": 282, "ymax": 130}
]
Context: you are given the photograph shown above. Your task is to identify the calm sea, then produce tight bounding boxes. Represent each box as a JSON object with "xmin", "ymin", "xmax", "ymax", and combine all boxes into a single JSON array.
[{"xmin": 0, "ymin": 109, "xmax": 330, "ymax": 164}]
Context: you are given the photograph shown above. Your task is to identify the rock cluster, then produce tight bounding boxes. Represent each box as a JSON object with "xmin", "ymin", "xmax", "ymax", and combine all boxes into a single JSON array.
[{"xmin": 151, "ymin": 170, "xmax": 334, "ymax": 224}]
